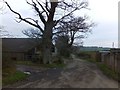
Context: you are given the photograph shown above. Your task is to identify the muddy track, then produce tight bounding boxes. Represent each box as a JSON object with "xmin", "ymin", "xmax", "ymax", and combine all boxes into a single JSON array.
[{"xmin": 4, "ymin": 56, "xmax": 118, "ymax": 88}]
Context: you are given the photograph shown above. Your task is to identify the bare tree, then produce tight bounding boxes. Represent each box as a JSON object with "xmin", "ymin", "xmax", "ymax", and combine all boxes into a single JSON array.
[
  {"xmin": 5, "ymin": 0, "xmax": 89, "ymax": 64},
  {"xmin": 22, "ymin": 28, "xmax": 42, "ymax": 38},
  {"xmin": 0, "ymin": 26, "xmax": 15, "ymax": 38},
  {"xmin": 54, "ymin": 15, "xmax": 95, "ymax": 47}
]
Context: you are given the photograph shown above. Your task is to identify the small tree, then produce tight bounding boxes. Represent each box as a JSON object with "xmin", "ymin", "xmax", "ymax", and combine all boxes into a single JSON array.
[{"xmin": 54, "ymin": 15, "xmax": 95, "ymax": 47}]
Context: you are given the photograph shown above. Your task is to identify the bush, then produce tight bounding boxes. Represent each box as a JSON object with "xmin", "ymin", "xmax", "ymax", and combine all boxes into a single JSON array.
[
  {"xmin": 77, "ymin": 51, "xmax": 91, "ymax": 59},
  {"xmin": 2, "ymin": 54, "xmax": 16, "ymax": 77},
  {"xmin": 52, "ymin": 55, "xmax": 64, "ymax": 64},
  {"xmin": 59, "ymin": 48, "xmax": 71, "ymax": 58},
  {"xmin": 76, "ymin": 51, "xmax": 101, "ymax": 62},
  {"xmin": 31, "ymin": 54, "xmax": 43, "ymax": 63},
  {"xmin": 55, "ymin": 35, "xmax": 71, "ymax": 58}
]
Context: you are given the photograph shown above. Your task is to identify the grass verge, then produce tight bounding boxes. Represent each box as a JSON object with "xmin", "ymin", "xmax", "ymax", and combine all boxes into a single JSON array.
[
  {"xmin": 15, "ymin": 61, "xmax": 34, "ymax": 66},
  {"xmin": 15, "ymin": 60, "xmax": 66, "ymax": 68},
  {"xmin": 81, "ymin": 58, "xmax": 119, "ymax": 81},
  {"xmin": 3, "ymin": 71, "xmax": 28, "ymax": 86},
  {"xmin": 97, "ymin": 63, "xmax": 119, "ymax": 81}
]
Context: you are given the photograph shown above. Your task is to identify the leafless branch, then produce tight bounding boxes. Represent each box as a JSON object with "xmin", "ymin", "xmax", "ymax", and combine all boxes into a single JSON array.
[
  {"xmin": 26, "ymin": 0, "xmax": 34, "ymax": 6},
  {"xmin": 55, "ymin": 8, "xmax": 78, "ymax": 26},
  {"xmin": 22, "ymin": 28, "xmax": 43, "ymax": 38},
  {"xmin": 36, "ymin": 0, "xmax": 49, "ymax": 17},
  {"xmin": 5, "ymin": 1, "xmax": 44, "ymax": 33},
  {"xmin": 54, "ymin": 1, "xmax": 88, "ymax": 26},
  {"xmin": 45, "ymin": 0, "xmax": 50, "ymax": 12},
  {"xmin": 31, "ymin": 0, "xmax": 46, "ymax": 24}
]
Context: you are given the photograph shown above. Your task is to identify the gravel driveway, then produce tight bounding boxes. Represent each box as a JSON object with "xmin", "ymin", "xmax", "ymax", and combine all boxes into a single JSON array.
[{"xmin": 4, "ymin": 56, "xmax": 119, "ymax": 88}]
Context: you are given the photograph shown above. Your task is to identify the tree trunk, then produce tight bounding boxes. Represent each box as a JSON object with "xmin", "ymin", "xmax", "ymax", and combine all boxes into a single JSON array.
[
  {"xmin": 42, "ymin": 22, "xmax": 54, "ymax": 64},
  {"xmin": 69, "ymin": 37, "xmax": 74, "ymax": 47},
  {"xmin": 41, "ymin": 2, "xmax": 58, "ymax": 64}
]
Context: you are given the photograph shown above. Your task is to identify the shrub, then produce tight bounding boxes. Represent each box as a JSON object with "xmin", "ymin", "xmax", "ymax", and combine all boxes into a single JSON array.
[
  {"xmin": 52, "ymin": 55, "xmax": 64, "ymax": 64},
  {"xmin": 31, "ymin": 54, "xmax": 43, "ymax": 63},
  {"xmin": 76, "ymin": 51, "xmax": 101, "ymax": 62},
  {"xmin": 76, "ymin": 51, "xmax": 91, "ymax": 59},
  {"xmin": 2, "ymin": 54, "xmax": 16, "ymax": 77},
  {"xmin": 55, "ymin": 35, "xmax": 71, "ymax": 58}
]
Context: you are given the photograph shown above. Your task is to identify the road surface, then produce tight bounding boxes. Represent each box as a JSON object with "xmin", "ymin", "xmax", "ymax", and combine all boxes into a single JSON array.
[{"xmin": 4, "ymin": 56, "xmax": 118, "ymax": 88}]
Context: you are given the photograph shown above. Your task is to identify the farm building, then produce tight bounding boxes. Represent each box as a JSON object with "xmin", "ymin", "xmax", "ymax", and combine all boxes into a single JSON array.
[
  {"xmin": 2, "ymin": 38, "xmax": 43, "ymax": 61},
  {"xmin": 2, "ymin": 38, "xmax": 55, "ymax": 62}
]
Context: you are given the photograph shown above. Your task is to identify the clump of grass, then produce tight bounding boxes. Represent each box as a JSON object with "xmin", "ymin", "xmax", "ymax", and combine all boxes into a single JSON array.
[
  {"xmin": 15, "ymin": 60, "xmax": 66, "ymax": 68},
  {"xmin": 2, "ymin": 57, "xmax": 16, "ymax": 77},
  {"xmin": 81, "ymin": 57, "xmax": 119, "ymax": 81},
  {"xmin": 3, "ymin": 71, "xmax": 28, "ymax": 86},
  {"xmin": 97, "ymin": 63, "xmax": 119, "ymax": 81}
]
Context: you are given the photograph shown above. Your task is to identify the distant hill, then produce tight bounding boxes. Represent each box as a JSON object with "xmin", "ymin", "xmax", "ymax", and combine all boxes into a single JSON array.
[{"xmin": 79, "ymin": 46, "xmax": 110, "ymax": 52}]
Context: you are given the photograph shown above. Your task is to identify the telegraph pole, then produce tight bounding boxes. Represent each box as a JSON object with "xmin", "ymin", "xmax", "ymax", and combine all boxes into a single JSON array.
[{"xmin": 112, "ymin": 42, "xmax": 114, "ymax": 48}]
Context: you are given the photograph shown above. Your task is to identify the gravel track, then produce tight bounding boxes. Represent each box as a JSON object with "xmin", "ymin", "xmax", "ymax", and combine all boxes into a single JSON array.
[{"xmin": 3, "ymin": 56, "xmax": 118, "ymax": 88}]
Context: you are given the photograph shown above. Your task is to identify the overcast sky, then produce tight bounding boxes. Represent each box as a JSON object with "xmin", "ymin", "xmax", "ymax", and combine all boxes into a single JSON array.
[{"xmin": 0, "ymin": 0, "xmax": 119, "ymax": 48}]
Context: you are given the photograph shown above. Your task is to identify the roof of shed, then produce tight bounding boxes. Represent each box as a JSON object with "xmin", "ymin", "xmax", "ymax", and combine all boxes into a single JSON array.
[{"xmin": 2, "ymin": 38, "xmax": 41, "ymax": 53}]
